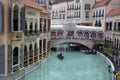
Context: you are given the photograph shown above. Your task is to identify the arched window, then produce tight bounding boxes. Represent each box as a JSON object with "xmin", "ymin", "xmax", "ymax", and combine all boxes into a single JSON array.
[
  {"xmin": 99, "ymin": 20, "xmax": 101, "ymax": 27},
  {"xmin": 24, "ymin": 45, "xmax": 27, "ymax": 54},
  {"xmin": 95, "ymin": 20, "xmax": 97, "ymax": 26},
  {"xmin": 98, "ymin": 32, "xmax": 103, "ymax": 39},
  {"xmin": 13, "ymin": 5, "xmax": 19, "ymax": 31},
  {"xmin": 34, "ymin": 43, "xmax": 37, "ymax": 50},
  {"xmin": 13, "ymin": 47, "xmax": 19, "ymax": 65},
  {"xmin": 76, "ymin": 30, "xmax": 83, "ymax": 38},
  {"xmin": 51, "ymin": 31, "xmax": 56, "ymax": 38},
  {"xmin": 29, "ymin": 44, "xmax": 33, "ymax": 60},
  {"xmin": 99, "ymin": 10, "xmax": 101, "ymax": 17},
  {"xmin": 29, "ymin": 44, "xmax": 32, "ymax": 51},
  {"xmin": 24, "ymin": 45, "xmax": 27, "ymax": 61},
  {"xmin": 57, "ymin": 30, "xmax": 64, "ymax": 38},
  {"xmin": 34, "ymin": 43, "xmax": 38, "ymax": 56},
  {"xmin": 91, "ymin": 32, "xmax": 96, "ymax": 39},
  {"xmin": 84, "ymin": 31, "xmax": 89, "ymax": 39}
]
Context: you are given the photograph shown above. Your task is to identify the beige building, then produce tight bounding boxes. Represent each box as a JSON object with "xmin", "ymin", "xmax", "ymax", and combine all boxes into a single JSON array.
[
  {"xmin": 105, "ymin": 8, "xmax": 120, "ymax": 71},
  {"xmin": 92, "ymin": 0, "xmax": 110, "ymax": 29},
  {"xmin": 92, "ymin": 0, "xmax": 120, "ymax": 44},
  {"xmin": 51, "ymin": 0, "xmax": 95, "ymax": 25},
  {"xmin": 105, "ymin": 0, "xmax": 120, "ymax": 44},
  {"xmin": 0, "ymin": 0, "xmax": 51, "ymax": 79},
  {"xmin": 106, "ymin": 8, "xmax": 120, "ymax": 48}
]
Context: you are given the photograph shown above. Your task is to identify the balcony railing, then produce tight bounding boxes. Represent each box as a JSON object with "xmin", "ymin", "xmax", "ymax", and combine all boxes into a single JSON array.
[
  {"xmin": 11, "ymin": 32, "xmax": 23, "ymax": 40},
  {"xmin": 113, "ymin": 30, "xmax": 120, "ymax": 35}
]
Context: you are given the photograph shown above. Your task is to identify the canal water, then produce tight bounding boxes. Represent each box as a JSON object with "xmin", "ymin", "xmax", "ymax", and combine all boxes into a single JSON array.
[{"xmin": 19, "ymin": 48, "xmax": 112, "ymax": 80}]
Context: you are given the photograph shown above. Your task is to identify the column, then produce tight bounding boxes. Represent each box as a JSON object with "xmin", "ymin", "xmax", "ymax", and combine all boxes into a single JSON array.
[
  {"xmin": 112, "ymin": 21, "xmax": 114, "ymax": 31},
  {"xmin": 32, "ymin": 49, "xmax": 35, "ymax": 63},
  {"xmin": 27, "ymin": 50, "xmax": 29, "ymax": 66},
  {"xmin": 42, "ymin": 19, "xmax": 44, "ymax": 33},
  {"xmin": 33, "ymin": 19, "xmax": 35, "ymax": 31},
  {"xmin": 117, "ymin": 22, "xmax": 118, "ymax": 32},
  {"xmin": 41, "ymin": 40, "xmax": 43, "ymax": 59},
  {"xmin": 46, "ymin": 39, "xmax": 47, "ymax": 57}
]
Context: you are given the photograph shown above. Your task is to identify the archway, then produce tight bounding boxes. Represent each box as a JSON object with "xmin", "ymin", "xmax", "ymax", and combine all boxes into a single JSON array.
[
  {"xmin": 29, "ymin": 44, "xmax": 33, "ymax": 64},
  {"xmin": 51, "ymin": 42, "xmax": 91, "ymax": 52},
  {"xmin": 24, "ymin": 45, "xmax": 28, "ymax": 66},
  {"xmin": 13, "ymin": 47, "xmax": 19, "ymax": 65},
  {"xmin": 34, "ymin": 43, "xmax": 38, "ymax": 62},
  {"xmin": 51, "ymin": 39, "xmax": 94, "ymax": 49}
]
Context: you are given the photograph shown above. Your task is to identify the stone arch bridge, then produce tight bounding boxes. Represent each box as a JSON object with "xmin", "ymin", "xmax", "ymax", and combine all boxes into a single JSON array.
[{"xmin": 50, "ymin": 24, "xmax": 104, "ymax": 49}]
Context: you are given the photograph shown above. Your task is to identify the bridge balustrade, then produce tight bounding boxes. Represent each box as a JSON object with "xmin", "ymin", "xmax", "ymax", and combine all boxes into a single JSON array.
[{"xmin": 51, "ymin": 35, "xmax": 103, "ymax": 41}]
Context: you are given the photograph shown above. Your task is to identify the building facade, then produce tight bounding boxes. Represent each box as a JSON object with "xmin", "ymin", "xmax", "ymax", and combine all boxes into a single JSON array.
[
  {"xmin": 0, "ymin": 0, "xmax": 51, "ymax": 79},
  {"xmin": 92, "ymin": 0, "xmax": 110, "ymax": 29},
  {"xmin": 92, "ymin": 0, "xmax": 120, "ymax": 76},
  {"xmin": 51, "ymin": 0, "xmax": 95, "ymax": 25}
]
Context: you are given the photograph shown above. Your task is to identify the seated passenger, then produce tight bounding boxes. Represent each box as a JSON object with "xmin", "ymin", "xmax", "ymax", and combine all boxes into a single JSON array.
[{"xmin": 57, "ymin": 53, "xmax": 64, "ymax": 60}]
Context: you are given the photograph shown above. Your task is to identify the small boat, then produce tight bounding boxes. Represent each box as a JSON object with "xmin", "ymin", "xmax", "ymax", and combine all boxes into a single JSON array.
[{"xmin": 57, "ymin": 53, "xmax": 64, "ymax": 60}]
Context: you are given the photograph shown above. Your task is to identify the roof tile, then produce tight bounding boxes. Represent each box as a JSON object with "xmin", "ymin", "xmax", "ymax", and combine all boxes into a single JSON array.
[
  {"xmin": 106, "ymin": 8, "xmax": 120, "ymax": 17},
  {"xmin": 92, "ymin": 0, "xmax": 110, "ymax": 8},
  {"xmin": 24, "ymin": 0, "xmax": 48, "ymax": 14}
]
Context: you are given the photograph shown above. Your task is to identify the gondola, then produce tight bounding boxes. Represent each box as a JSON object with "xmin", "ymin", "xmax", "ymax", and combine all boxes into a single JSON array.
[{"xmin": 57, "ymin": 53, "xmax": 64, "ymax": 60}]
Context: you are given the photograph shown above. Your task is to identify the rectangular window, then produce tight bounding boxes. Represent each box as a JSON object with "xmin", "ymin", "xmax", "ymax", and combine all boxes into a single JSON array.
[
  {"xmin": 85, "ymin": 11, "xmax": 89, "ymax": 18},
  {"xmin": 105, "ymin": 23, "xmax": 108, "ymax": 31},
  {"xmin": 38, "ymin": 0, "xmax": 45, "ymax": 4},
  {"xmin": 40, "ymin": 18, "xmax": 42, "ymax": 32},
  {"xmin": 85, "ymin": 4, "xmax": 90, "ymax": 10},
  {"xmin": 109, "ymin": 22, "xmax": 112, "ymax": 31},
  {"xmin": 114, "ymin": 22, "xmax": 117, "ymax": 31},
  {"xmin": 0, "ymin": 3, "xmax": 2, "ymax": 33},
  {"xmin": 76, "ymin": 0, "xmax": 80, "ymax": 2},
  {"xmin": 118, "ymin": 22, "xmax": 120, "ymax": 31},
  {"xmin": 63, "ymin": 14, "xmax": 65, "ymax": 19},
  {"xmin": 78, "ymin": 12, "xmax": 80, "ymax": 18},
  {"xmin": 44, "ymin": 19, "xmax": 46, "ymax": 32}
]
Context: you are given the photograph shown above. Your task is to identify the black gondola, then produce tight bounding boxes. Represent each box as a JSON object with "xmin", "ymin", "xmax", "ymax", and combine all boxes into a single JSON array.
[{"xmin": 57, "ymin": 53, "xmax": 64, "ymax": 60}]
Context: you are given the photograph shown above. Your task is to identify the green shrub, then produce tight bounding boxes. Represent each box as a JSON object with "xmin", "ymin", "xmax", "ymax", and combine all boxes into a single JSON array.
[
  {"xmin": 29, "ymin": 60, "xmax": 33, "ymax": 64},
  {"xmin": 24, "ymin": 63, "xmax": 28, "ymax": 67},
  {"xmin": 13, "ymin": 66, "xmax": 19, "ymax": 72}
]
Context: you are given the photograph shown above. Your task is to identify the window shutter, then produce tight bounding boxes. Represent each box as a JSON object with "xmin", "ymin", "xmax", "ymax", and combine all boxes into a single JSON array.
[{"xmin": 0, "ymin": 3, "xmax": 3, "ymax": 33}]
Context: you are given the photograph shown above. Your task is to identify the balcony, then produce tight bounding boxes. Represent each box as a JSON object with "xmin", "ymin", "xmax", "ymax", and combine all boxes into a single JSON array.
[
  {"xmin": 113, "ymin": 30, "xmax": 120, "ymax": 35},
  {"xmin": 11, "ymin": 32, "xmax": 23, "ymax": 41}
]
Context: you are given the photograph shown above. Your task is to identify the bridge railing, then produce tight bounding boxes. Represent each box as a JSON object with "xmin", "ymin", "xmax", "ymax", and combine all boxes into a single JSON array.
[{"xmin": 51, "ymin": 36, "xmax": 104, "ymax": 41}]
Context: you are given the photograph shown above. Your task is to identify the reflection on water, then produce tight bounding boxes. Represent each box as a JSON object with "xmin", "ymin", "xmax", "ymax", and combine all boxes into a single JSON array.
[{"xmin": 19, "ymin": 44, "xmax": 112, "ymax": 80}]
